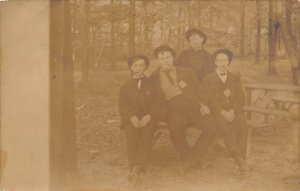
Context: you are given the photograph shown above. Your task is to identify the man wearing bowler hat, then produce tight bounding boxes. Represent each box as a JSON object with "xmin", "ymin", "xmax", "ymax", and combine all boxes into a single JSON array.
[
  {"xmin": 119, "ymin": 55, "xmax": 158, "ymax": 184},
  {"xmin": 175, "ymin": 28, "xmax": 213, "ymax": 83},
  {"xmin": 202, "ymin": 49, "xmax": 249, "ymax": 173},
  {"xmin": 150, "ymin": 44, "xmax": 217, "ymax": 174}
]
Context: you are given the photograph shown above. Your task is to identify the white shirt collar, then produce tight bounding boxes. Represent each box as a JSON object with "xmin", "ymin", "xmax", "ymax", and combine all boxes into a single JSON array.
[{"xmin": 216, "ymin": 69, "xmax": 227, "ymax": 83}]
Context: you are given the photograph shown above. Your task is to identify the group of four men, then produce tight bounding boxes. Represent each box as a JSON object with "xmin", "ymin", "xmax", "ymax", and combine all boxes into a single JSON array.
[{"xmin": 118, "ymin": 28, "xmax": 248, "ymax": 183}]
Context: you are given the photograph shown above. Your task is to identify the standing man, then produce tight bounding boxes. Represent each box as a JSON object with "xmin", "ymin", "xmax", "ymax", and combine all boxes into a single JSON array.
[
  {"xmin": 202, "ymin": 49, "xmax": 248, "ymax": 173},
  {"xmin": 150, "ymin": 45, "xmax": 217, "ymax": 174},
  {"xmin": 175, "ymin": 28, "xmax": 212, "ymax": 83}
]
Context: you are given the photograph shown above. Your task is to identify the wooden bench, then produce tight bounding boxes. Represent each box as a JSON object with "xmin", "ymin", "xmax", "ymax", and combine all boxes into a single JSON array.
[
  {"xmin": 243, "ymin": 106, "xmax": 298, "ymax": 119},
  {"xmin": 273, "ymin": 96, "xmax": 300, "ymax": 105},
  {"xmin": 272, "ymin": 96, "xmax": 300, "ymax": 111},
  {"xmin": 155, "ymin": 116, "xmax": 264, "ymax": 160},
  {"xmin": 243, "ymin": 105, "xmax": 300, "ymax": 160}
]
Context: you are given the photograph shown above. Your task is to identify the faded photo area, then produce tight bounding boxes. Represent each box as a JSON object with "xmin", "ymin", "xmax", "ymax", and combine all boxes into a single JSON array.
[{"xmin": 1, "ymin": 0, "xmax": 300, "ymax": 191}]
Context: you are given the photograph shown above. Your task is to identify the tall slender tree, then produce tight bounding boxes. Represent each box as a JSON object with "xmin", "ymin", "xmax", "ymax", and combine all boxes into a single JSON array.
[
  {"xmin": 281, "ymin": 0, "xmax": 300, "ymax": 84},
  {"xmin": 110, "ymin": 0, "xmax": 116, "ymax": 70},
  {"xmin": 129, "ymin": 0, "xmax": 136, "ymax": 56},
  {"xmin": 143, "ymin": 1, "xmax": 151, "ymax": 53},
  {"xmin": 187, "ymin": 0, "xmax": 192, "ymax": 28},
  {"xmin": 82, "ymin": 0, "xmax": 90, "ymax": 83},
  {"xmin": 240, "ymin": 0, "xmax": 246, "ymax": 57},
  {"xmin": 268, "ymin": 0, "xmax": 277, "ymax": 74},
  {"xmin": 254, "ymin": 0, "xmax": 261, "ymax": 64}
]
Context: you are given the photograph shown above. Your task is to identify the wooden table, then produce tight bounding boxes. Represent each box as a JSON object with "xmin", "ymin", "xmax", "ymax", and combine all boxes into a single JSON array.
[{"xmin": 243, "ymin": 83, "xmax": 300, "ymax": 160}]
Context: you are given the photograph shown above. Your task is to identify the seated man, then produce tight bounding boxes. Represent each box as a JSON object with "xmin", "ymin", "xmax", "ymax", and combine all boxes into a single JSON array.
[
  {"xmin": 118, "ymin": 55, "xmax": 157, "ymax": 184},
  {"xmin": 202, "ymin": 49, "xmax": 249, "ymax": 172},
  {"xmin": 150, "ymin": 44, "xmax": 217, "ymax": 173}
]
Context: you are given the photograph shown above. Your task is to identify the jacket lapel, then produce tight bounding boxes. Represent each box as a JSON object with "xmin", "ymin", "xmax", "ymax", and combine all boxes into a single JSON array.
[
  {"xmin": 175, "ymin": 67, "xmax": 183, "ymax": 83},
  {"xmin": 151, "ymin": 69, "xmax": 165, "ymax": 99}
]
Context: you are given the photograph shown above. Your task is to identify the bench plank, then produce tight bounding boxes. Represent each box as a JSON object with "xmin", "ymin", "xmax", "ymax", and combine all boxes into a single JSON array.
[
  {"xmin": 243, "ymin": 83, "xmax": 300, "ymax": 92},
  {"xmin": 273, "ymin": 96, "xmax": 300, "ymax": 104},
  {"xmin": 243, "ymin": 106, "xmax": 299, "ymax": 119}
]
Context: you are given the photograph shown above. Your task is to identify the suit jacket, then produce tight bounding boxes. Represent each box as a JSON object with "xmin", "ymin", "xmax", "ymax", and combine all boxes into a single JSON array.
[
  {"xmin": 149, "ymin": 66, "xmax": 208, "ymax": 120},
  {"xmin": 202, "ymin": 71, "xmax": 245, "ymax": 114},
  {"xmin": 175, "ymin": 48, "xmax": 213, "ymax": 82},
  {"xmin": 118, "ymin": 76, "xmax": 157, "ymax": 128}
]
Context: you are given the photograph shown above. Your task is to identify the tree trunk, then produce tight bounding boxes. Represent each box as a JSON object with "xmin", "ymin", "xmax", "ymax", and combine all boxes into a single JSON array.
[
  {"xmin": 187, "ymin": 0, "xmax": 192, "ymax": 28},
  {"xmin": 110, "ymin": 0, "xmax": 116, "ymax": 70},
  {"xmin": 197, "ymin": 1, "xmax": 202, "ymax": 29},
  {"xmin": 143, "ymin": 1, "xmax": 151, "ymax": 54},
  {"xmin": 210, "ymin": 7, "xmax": 214, "ymax": 38},
  {"xmin": 50, "ymin": 0, "xmax": 79, "ymax": 189},
  {"xmin": 254, "ymin": 0, "xmax": 261, "ymax": 64},
  {"xmin": 82, "ymin": 0, "xmax": 90, "ymax": 84},
  {"xmin": 273, "ymin": 0, "xmax": 279, "ymax": 58},
  {"xmin": 240, "ymin": 0, "xmax": 246, "ymax": 57},
  {"xmin": 268, "ymin": 0, "xmax": 277, "ymax": 74},
  {"xmin": 286, "ymin": 0, "xmax": 297, "ymax": 49},
  {"xmin": 283, "ymin": 0, "xmax": 300, "ymax": 84},
  {"xmin": 129, "ymin": 0, "xmax": 136, "ymax": 56}
]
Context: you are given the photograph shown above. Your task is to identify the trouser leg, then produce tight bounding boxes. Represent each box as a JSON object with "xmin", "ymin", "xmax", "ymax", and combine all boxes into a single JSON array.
[
  {"xmin": 124, "ymin": 123, "xmax": 139, "ymax": 170},
  {"xmin": 192, "ymin": 114, "xmax": 218, "ymax": 162},
  {"xmin": 232, "ymin": 113, "xmax": 248, "ymax": 159},
  {"xmin": 167, "ymin": 112, "xmax": 192, "ymax": 162},
  {"xmin": 135, "ymin": 121, "xmax": 156, "ymax": 172},
  {"xmin": 215, "ymin": 114, "xmax": 242, "ymax": 158}
]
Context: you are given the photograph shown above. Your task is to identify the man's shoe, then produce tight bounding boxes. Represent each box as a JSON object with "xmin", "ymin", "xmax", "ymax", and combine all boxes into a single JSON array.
[
  {"xmin": 235, "ymin": 157, "xmax": 250, "ymax": 175},
  {"xmin": 179, "ymin": 160, "xmax": 194, "ymax": 175},
  {"xmin": 128, "ymin": 165, "xmax": 141, "ymax": 186}
]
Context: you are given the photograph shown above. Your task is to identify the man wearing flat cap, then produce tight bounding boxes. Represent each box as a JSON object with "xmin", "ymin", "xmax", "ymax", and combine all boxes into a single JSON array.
[
  {"xmin": 175, "ymin": 28, "xmax": 213, "ymax": 83},
  {"xmin": 202, "ymin": 49, "xmax": 249, "ymax": 173},
  {"xmin": 150, "ymin": 45, "xmax": 217, "ymax": 174}
]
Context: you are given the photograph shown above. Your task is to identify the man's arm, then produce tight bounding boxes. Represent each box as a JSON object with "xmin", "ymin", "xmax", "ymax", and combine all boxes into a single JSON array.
[
  {"xmin": 202, "ymin": 77, "xmax": 223, "ymax": 114},
  {"xmin": 148, "ymin": 74, "xmax": 167, "ymax": 121},
  {"xmin": 203, "ymin": 52, "xmax": 213, "ymax": 75},
  {"xmin": 186, "ymin": 68, "xmax": 210, "ymax": 107},
  {"xmin": 174, "ymin": 50, "xmax": 186, "ymax": 66},
  {"xmin": 118, "ymin": 85, "xmax": 135, "ymax": 121}
]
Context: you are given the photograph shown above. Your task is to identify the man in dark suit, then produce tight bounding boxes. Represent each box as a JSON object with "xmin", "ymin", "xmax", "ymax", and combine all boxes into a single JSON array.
[
  {"xmin": 202, "ymin": 49, "xmax": 248, "ymax": 172},
  {"xmin": 175, "ymin": 28, "xmax": 213, "ymax": 83},
  {"xmin": 119, "ymin": 55, "xmax": 158, "ymax": 184},
  {"xmin": 150, "ymin": 45, "xmax": 217, "ymax": 173}
]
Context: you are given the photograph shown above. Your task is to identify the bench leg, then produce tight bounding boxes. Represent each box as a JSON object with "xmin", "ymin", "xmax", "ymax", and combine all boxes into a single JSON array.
[
  {"xmin": 297, "ymin": 120, "xmax": 300, "ymax": 161},
  {"xmin": 288, "ymin": 119, "xmax": 300, "ymax": 161},
  {"xmin": 245, "ymin": 126, "xmax": 253, "ymax": 160}
]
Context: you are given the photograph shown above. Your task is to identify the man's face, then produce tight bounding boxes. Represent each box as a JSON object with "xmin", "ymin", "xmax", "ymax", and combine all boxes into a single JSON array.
[
  {"xmin": 130, "ymin": 59, "xmax": 147, "ymax": 76},
  {"xmin": 215, "ymin": 53, "xmax": 230, "ymax": 72},
  {"xmin": 189, "ymin": 34, "xmax": 204, "ymax": 49},
  {"xmin": 157, "ymin": 51, "xmax": 174, "ymax": 70}
]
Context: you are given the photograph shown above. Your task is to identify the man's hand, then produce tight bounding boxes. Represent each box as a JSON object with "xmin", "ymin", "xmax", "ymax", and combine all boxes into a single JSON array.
[
  {"xmin": 139, "ymin": 114, "xmax": 152, "ymax": 128},
  {"xmin": 200, "ymin": 104, "xmax": 210, "ymax": 116},
  {"xmin": 220, "ymin": 110, "xmax": 235, "ymax": 122},
  {"xmin": 130, "ymin": 116, "xmax": 140, "ymax": 128}
]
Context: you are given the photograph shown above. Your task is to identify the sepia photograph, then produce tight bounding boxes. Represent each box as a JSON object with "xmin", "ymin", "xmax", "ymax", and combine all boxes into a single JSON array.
[{"xmin": 1, "ymin": 0, "xmax": 300, "ymax": 190}]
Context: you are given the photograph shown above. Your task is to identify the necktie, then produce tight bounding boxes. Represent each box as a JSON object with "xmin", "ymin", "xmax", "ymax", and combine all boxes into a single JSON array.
[
  {"xmin": 133, "ymin": 75, "xmax": 143, "ymax": 89},
  {"xmin": 137, "ymin": 79, "xmax": 142, "ymax": 89}
]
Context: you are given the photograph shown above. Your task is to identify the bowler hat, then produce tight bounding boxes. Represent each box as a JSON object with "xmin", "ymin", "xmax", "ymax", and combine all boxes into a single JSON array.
[
  {"xmin": 127, "ymin": 55, "xmax": 150, "ymax": 68},
  {"xmin": 153, "ymin": 44, "xmax": 176, "ymax": 59},
  {"xmin": 185, "ymin": 28, "xmax": 207, "ymax": 44},
  {"xmin": 211, "ymin": 49, "xmax": 234, "ymax": 65}
]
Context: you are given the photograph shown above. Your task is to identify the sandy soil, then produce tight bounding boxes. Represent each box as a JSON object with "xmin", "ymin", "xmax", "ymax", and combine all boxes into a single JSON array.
[{"xmin": 75, "ymin": 59, "xmax": 300, "ymax": 191}]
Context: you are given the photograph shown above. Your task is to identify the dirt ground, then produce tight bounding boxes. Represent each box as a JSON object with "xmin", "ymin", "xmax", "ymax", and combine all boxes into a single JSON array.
[{"xmin": 75, "ymin": 58, "xmax": 300, "ymax": 191}]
